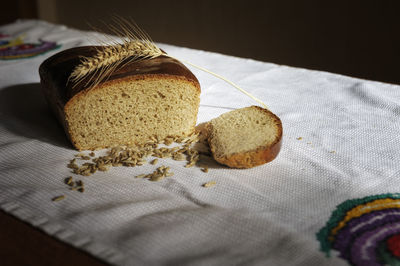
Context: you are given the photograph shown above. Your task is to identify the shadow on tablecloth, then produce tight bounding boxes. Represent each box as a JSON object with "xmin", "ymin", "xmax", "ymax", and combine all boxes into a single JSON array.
[{"xmin": 0, "ymin": 83, "xmax": 71, "ymax": 149}]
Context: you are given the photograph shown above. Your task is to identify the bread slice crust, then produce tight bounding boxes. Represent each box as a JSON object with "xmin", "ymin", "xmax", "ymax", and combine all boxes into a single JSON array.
[{"xmin": 207, "ymin": 106, "xmax": 282, "ymax": 168}]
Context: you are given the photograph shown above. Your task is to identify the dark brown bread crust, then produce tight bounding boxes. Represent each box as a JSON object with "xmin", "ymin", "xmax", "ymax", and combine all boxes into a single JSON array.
[
  {"xmin": 213, "ymin": 136, "xmax": 282, "ymax": 169},
  {"xmin": 39, "ymin": 46, "xmax": 200, "ymax": 103},
  {"xmin": 39, "ymin": 46, "xmax": 201, "ymax": 148},
  {"xmin": 208, "ymin": 106, "xmax": 283, "ymax": 169}
]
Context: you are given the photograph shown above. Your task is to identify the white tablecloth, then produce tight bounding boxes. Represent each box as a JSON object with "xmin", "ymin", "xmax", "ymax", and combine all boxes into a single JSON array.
[{"xmin": 1, "ymin": 20, "xmax": 400, "ymax": 266}]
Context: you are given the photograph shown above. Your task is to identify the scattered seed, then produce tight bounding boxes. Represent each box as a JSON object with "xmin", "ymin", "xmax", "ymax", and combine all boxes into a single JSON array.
[
  {"xmin": 90, "ymin": 165, "xmax": 97, "ymax": 173},
  {"xmin": 89, "ymin": 152, "xmax": 95, "ymax": 157},
  {"xmin": 172, "ymin": 152, "xmax": 186, "ymax": 161},
  {"xmin": 81, "ymin": 156, "xmax": 91, "ymax": 160},
  {"xmin": 97, "ymin": 165, "xmax": 108, "ymax": 171},
  {"xmin": 122, "ymin": 159, "xmax": 136, "ymax": 165},
  {"xmin": 150, "ymin": 174, "xmax": 164, "ymax": 182},
  {"xmin": 201, "ymin": 166, "xmax": 209, "ymax": 173},
  {"xmin": 135, "ymin": 174, "xmax": 146, "ymax": 178},
  {"xmin": 76, "ymin": 180, "xmax": 84, "ymax": 187},
  {"xmin": 78, "ymin": 187, "xmax": 85, "ymax": 193},
  {"xmin": 64, "ymin": 176, "xmax": 73, "ymax": 185},
  {"xmin": 67, "ymin": 160, "xmax": 79, "ymax": 170},
  {"xmin": 202, "ymin": 181, "xmax": 216, "ymax": 188},
  {"xmin": 81, "ymin": 169, "xmax": 92, "ymax": 176},
  {"xmin": 185, "ymin": 163, "xmax": 194, "ymax": 168},
  {"xmin": 150, "ymin": 158, "xmax": 158, "ymax": 165},
  {"xmin": 52, "ymin": 195, "xmax": 65, "ymax": 202},
  {"xmin": 297, "ymin": 137, "xmax": 303, "ymax": 140}
]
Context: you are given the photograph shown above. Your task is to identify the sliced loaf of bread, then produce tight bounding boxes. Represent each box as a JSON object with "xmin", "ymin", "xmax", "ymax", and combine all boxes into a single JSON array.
[
  {"xmin": 39, "ymin": 46, "xmax": 200, "ymax": 150},
  {"xmin": 207, "ymin": 106, "xmax": 282, "ymax": 168}
]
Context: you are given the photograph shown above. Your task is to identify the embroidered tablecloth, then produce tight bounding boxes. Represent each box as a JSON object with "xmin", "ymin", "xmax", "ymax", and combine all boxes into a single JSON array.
[{"xmin": 1, "ymin": 20, "xmax": 399, "ymax": 266}]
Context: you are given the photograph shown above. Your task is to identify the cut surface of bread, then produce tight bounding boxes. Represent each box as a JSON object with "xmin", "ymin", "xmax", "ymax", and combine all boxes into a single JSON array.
[
  {"xmin": 207, "ymin": 106, "xmax": 282, "ymax": 168},
  {"xmin": 39, "ymin": 46, "xmax": 200, "ymax": 150},
  {"xmin": 66, "ymin": 75, "xmax": 199, "ymax": 150}
]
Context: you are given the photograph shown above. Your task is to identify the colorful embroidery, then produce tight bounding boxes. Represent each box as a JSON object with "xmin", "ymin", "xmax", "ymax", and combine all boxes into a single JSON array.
[
  {"xmin": 317, "ymin": 193, "xmax": 400, "ymax": 266},
  {"xmin": 0, "ymin": 34, "xmax": 60, "ymax": 60}
]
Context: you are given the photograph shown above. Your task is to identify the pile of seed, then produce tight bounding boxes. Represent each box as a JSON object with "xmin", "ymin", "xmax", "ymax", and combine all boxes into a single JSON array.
[
  {"xmin": 56, "ymin": 133, "xmax": 215, "ymax": 202},
  {"xmin": 67, "ymin": 133, "xmax": 208, "ymax": 178},
  {"xmin": 136, "ymin": 165, "xmax": 174, "ymax": 182}
]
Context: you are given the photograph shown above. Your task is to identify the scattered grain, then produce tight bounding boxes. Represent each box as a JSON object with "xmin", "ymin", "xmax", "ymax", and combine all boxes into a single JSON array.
[
  {"xmin": 172, "ymin": 152, "xmax": 186, "ymax": 161},
  {"xmin": 65, "ymin": 176, "xmax": 74, "ymax": 186},
  {"xmin": 201, "ymin": 166, "xmax": 209, "ymax": 173},
  {"xmin": 52, "ymin": 195, "xmax": 65, "ymax": 202},
  {"xmin": 202, "ymin": 181, "xmax": 216, "ymax": 188},
  {"xmin": 67, "ymin": 159, "xmax": 79, "ymax": 170},
  {"xmin": 76, "ymin": 180, "xmax": 84, "ymax": 187},
  {"xmin": 81, "ymin": 168, "xmax": 92, "ymax": 176},
  {"xmin": 150, "ymin": 174, "xmax": 164, "ymax": 182}
]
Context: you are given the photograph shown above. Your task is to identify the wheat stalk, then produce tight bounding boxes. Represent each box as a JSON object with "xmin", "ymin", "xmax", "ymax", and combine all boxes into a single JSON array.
[
  {"xmin": 167, "ymin": 55, "xmax": 268, "ymax": 109},
  {"xmin": 68, "ymin": 17, "xmax": 268, "ymax": 109}
]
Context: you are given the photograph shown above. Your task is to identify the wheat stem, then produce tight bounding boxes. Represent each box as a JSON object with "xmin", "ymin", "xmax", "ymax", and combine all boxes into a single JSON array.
[{"xmin": 167, "ymin": 55, "xmax": 268, "ymax": 109}]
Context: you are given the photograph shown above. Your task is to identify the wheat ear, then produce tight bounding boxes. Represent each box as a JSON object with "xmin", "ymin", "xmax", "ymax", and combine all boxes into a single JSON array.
[
  {"xmin": 68, "ymin": 17, "xmax": 268, "ymax": 109},
  {"xmin": 69, "ymin": 17, "xmax": 164, "ymax": 88}
]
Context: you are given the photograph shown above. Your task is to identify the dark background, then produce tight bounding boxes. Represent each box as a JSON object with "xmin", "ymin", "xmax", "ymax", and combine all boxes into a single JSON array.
[{"xmin": 2, "ymin": 0, "xmax": 400, "ymax": 85}]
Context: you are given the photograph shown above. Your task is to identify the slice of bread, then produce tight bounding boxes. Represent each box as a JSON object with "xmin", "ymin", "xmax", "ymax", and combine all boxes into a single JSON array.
[
  {"xmin": 207, "ymin": 106, "xmax": 282, "ymax": 168},
  {"xmin": 39, "ymin": 46, "xmax": 200, "ymax": 150}
]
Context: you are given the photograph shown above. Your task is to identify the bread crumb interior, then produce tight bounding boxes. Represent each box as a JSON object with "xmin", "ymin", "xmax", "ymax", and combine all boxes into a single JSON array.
[
  {"xmin": 66, "ymin": 76, "xmax": 199, "ymax": 150},
  {"xmin": 210, "ymin": 107, "xmax": 279, "ymax": 158}
]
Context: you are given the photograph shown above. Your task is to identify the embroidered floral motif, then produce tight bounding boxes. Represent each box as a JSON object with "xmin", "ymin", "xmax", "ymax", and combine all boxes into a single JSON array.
[
  {"xmin": 0, "ymin": 34, "xmax": 60, "ymax": 60},
  {"xmin": 317, "ymin": 193, "xmax": 400, "ymax": 266}
]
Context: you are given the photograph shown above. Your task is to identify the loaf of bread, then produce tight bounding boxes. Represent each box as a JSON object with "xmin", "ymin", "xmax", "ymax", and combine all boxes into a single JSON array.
[
  {"xmin": 39, "ymin": 46, "xmax": 200, "ymax": 150},
  {"xmin": 207, "ymin": 106, "xmax": 282, "ymax": 168}
]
